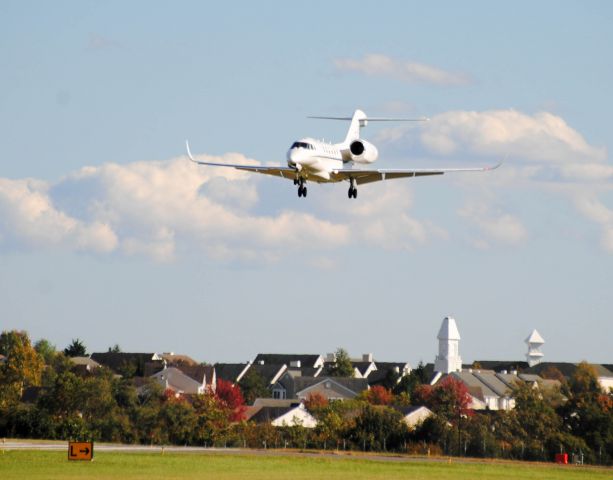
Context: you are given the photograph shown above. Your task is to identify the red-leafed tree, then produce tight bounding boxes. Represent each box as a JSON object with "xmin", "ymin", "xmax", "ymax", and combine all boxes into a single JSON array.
[
  {"xmin": 412, "ymin": 384, "xmax": 434, "ymax": 405},
  {"xmin": 215, "ymin": 379, "xmax": 246, "ymax": 421},
  {"xmin": 427, "ymin": 376, "xmax": 471, "ymax": 422},
  {"xmin": 411, "ymin": 377, "xmax": 470, "ymax": 423},
  {"xmin": 304, "ymin": 392, "xmax": 328, "ymax": 412},
  {"xmin": 365, "ymin": 385, "xmax": 393, "ymax": 405}
]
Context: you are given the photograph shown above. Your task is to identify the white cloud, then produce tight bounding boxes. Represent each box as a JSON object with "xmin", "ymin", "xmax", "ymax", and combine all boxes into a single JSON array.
[
  {"xmin": 419, "ymin": 110, "xmax": 606, "ymax": 164},
  {"xmin": 458, "ymin": 202, "xmax": 528, "ymax": 247},
  {"xmin": 334, "ymin": 54, "xmax": 469, "ymax": 86},
  {"xmin": 0, "ymin": 178, "xmax": 118, "ymax": 253},
  {"xmin": 0, "ymin": 155, "xmax": 350, "ymax": 262}
]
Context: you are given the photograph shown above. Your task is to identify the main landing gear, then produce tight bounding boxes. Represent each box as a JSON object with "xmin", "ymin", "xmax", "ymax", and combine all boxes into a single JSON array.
[
  {"xmin": 348, "ymin": 179, "xmax": 357, "ymax": 199},
  {"xmin": 295, "ymin": 178, "xmax": 307, "ymax": 198}
]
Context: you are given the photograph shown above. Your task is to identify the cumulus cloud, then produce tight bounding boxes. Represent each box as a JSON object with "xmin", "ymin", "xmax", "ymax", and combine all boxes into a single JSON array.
[
  {"xmin": 334, "ymin": 54, "xmax": 469, "ymax": 86},
  {"xmin": 0, "ymin": 154, "xmax": 350, "ymax": 262},
  {"xmin": 419, "ymin": 110, "xmax": 606, "ymax": 164},
  {"xmin": 0, "ymin": 178, "xmax": 118, "ymax": 253},
  {"xmin": 458, "ymin": 202, "xmax": 528, "ymax": 248},
  {"xmin": 375, "ymin": 106, "xmax": 613, "ymax": 253}
]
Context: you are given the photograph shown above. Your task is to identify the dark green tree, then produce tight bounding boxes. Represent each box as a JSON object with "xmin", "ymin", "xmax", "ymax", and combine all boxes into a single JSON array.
[
  {"xmin": 63, "ymin": 339, "xmax": 87, "ymax": 357},
  {"xmin": 239, "ymin": 368, "xmax": 270, "ymax": 404},
  {"xmin": 328, "ymin": 348, "xmax": 354, "ymax": 377}
]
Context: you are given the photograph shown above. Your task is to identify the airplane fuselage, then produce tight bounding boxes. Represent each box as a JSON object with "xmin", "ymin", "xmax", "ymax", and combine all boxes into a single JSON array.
[{"xmin": 286, "ymin": 137, "xmax": 363, "ymax": 183}]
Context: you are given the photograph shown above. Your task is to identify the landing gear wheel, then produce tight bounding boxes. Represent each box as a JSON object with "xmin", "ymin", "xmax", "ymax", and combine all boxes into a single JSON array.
[
  {"xmin": 352, "ymin": 188, "xmax": 357, "ymax": 199},
  {"xmin": 303, "ymin": 186, "xmax": 307, "ymax": 197},
  {"xmin": 297, "ymin": 186, "xmax": 303, "ymax": 197},
  {"xmin": 348, "ymin": 186, "xmax": 357, "ymax": 199}
]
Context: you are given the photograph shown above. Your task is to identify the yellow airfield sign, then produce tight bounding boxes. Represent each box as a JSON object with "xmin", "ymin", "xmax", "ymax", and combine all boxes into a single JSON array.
[{"xmin": 68, "ymin": 441, "xmax": 93, "ymax": 461}]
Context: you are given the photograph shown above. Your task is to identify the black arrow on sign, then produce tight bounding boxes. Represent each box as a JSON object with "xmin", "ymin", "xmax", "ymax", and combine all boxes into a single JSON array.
[{"xmin": 80, "ymin": 447, "xmax": 90, "ymax": 455}]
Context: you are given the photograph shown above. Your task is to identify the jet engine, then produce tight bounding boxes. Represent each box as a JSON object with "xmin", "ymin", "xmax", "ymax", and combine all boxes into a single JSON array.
[{"xmin": 344, "ymin": 139, "xmax": 378, "ymax": 164}]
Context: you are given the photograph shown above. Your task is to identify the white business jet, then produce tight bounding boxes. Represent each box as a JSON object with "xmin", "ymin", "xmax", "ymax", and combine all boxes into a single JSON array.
[{"xmin": 186, "ymin": 109, "xmax": 499, "ymax": 199}]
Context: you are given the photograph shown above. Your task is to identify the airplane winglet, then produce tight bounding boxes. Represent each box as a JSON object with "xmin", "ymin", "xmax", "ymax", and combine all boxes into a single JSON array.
[
  {"xmin": 486, "ymin": 155, "xmax": 507, "ymax": 171},
  {"xmin": 185, "ymin": 140, "xmax": 197, "ymax": 163}
]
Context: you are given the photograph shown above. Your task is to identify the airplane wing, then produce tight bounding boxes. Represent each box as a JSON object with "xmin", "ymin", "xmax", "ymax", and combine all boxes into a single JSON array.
[
  {"xmin": 330, "ymin": 164, "xmax": 501, "ymax": 185},
  {"xmin": 185, "ymin": 141, "xmax": 297, "ymax": 179}
]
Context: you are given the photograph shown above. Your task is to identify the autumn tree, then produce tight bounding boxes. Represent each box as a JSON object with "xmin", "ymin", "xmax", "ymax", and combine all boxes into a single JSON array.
[
  {"xmin": 0, "ymin": 330, "xmax": 44, "ymax": 408},
  {"xmin": 63, "ymin": 339, "xmax": 87, "ymax": 357},
  {"xmin": 364, "ymin": 385, "xmax": 393, "ymax": 405},
  {"xmin": 416, "ymin": 376, "xmax": 471, "ymax": 423},
  {"xmin": 304, "ymin": 392, "xmax": 328, "ymax": 413},
  {"xmin": 328, "ymin": 348, "xmax": 354, "ymax": 377},
  {"xmin": 215, "ymin": 379, "xmax": 246, "ymax": 421}
]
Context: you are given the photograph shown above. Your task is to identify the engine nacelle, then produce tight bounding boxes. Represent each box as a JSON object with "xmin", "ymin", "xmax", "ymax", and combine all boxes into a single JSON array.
[{"xmin": 344, "ymin": 139, "xmax": 378, "ymax": 164}]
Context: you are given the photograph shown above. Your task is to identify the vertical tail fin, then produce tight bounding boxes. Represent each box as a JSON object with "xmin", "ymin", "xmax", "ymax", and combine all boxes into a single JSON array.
[{"xmin": 344, "ymin": 109, "xmax": 368, "ymax": 143}]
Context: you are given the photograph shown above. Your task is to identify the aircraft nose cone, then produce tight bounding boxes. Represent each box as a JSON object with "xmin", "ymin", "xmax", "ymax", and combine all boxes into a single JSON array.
[{"xmin": 287, "ymin": 149, "xmax": 298, "ymax": 165}]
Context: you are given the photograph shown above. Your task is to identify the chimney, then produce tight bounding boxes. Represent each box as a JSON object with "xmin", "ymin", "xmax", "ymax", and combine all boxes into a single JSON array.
[
  {"xmin": 290, "ymin": 360, "xmax": 301, "ymax": 368},
  {"xmin": 362, "ymin": 353, "xmax": 373, "ymax": 362}
]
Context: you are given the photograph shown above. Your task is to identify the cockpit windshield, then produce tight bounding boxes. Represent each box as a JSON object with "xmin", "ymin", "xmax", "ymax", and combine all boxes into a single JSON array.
[{"xmin": 291, "ymin": 141, "xmax": 314, "ymax": 150}]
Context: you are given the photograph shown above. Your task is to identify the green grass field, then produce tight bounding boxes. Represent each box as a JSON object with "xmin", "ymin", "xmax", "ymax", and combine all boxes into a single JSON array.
[{"xmin": 0, "ymin": 450, "xmax": 610, "ymax": 480}]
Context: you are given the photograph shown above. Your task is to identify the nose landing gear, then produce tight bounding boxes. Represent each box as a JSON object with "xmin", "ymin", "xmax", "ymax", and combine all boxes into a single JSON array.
[{"xmin": 297, "ymin": 178, "xmax": 307, "ymax": 198}]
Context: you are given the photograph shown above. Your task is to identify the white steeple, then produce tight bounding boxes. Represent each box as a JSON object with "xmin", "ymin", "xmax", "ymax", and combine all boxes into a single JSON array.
[
  {"xmin": 525, "ymin": 329, "xmax": 545, "ymax": 367},
  {"xmin": 434, "ymin": 316, "xmax": 462, "ymax": 374}
]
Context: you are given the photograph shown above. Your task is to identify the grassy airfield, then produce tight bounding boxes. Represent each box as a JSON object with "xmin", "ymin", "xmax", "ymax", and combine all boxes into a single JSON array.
[{"xmin": 1, "ymin": 450, "xmax": 610, "ymax": 480}]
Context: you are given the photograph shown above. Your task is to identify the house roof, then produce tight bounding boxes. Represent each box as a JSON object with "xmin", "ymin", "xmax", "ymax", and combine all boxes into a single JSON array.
[
  {"xmin": 366, "ymin": 362, "xmax": 410, "ymax": 386},
  {"xmin": 151, "ymin": 367, "xmax": 203, "ymax": 393},
  {"xmin": 471, "ymin": 360, "xmax": 529, "ymax": 372},
  {"xmin": 253, "ymin": 353, "xmax": 322, "ymax": 368},
  {"xmin": 293, "ymin": 376, "xmax": 369, "ymax": 397},
  {"xmin": 350, "ymin": 361, "xmax": 374, "ymax": 377},
  {"xmin": 246, "ymin": 406, "xmax": 299, "ymax": 423},
  {"xmin": 246, "ymin": 363, "xmax": 287, "ymax": 385},
  {"xmin": 523, "ymin": 362, "xmax": 613, "ymax": 379},
  {"xmin": 69, "ymin": 356, "xmax": 101, "ymax": 369},
  {"xmin": 392, "ymin": 405, "xmax": 430, "ymax": 416},
  {"xmin": 175, "ymin": 365, "xmax": 215, "ymax": 385},
  {"xmin": 286, "ymin": 366, "xmax": 322, "ymax": 378},
  {"xmin": 160, "ymin": 353, "xmax": 199, "ymax": 366},
  {"xmin": 449, "ymin": 371, "xmax": 498, "ymax": 399},
  {"xmin": 473, "ymin": 371, "xmax": 513, "ymax": 397},
  {"xmin": 90, "ymin": 352, "xmax": 161, "ymax": 375},
  {"xmin": 253, "ymin": 398, "xmax": 302, "ymax": 408},
  {"xmin": 214, "ymin": 363, "xmax": 250, "ymax": 383}
]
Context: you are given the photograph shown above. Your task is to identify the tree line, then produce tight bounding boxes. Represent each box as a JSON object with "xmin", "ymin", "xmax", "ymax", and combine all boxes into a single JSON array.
[{"xmin": 0, "ymin": 330, "xmax": 611, "ymax": 464}]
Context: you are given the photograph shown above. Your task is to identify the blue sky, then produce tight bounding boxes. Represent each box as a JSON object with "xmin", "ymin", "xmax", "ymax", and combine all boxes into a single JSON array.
[{"xmin": 1, "ymin": 1, "xmax": 612, "ymax": 365}]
